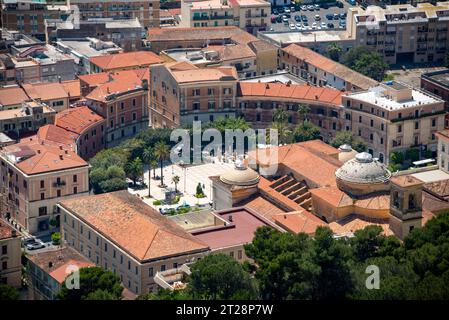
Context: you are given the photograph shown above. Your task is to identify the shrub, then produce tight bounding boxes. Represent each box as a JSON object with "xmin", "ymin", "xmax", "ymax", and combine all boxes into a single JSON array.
[
  {"xmin": 153, "ymin": 200, "xmax": 162, "ymax": 206},
  {"xmin": 51, "ymin": 232, "xmax": 61, "ymax": 245}
]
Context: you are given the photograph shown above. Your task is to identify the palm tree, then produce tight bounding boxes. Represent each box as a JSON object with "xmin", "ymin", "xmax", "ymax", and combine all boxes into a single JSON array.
[
  {"xmin": 297, "ymin": 104, "xmax": 311, "ymax": 123},
  {"xmin": 151, "ymin": 159, "xmax": 158, "ymax": 179},
  {"xmin": 142, "ymin": 147, "xmax": 154, "ymax": 197},
  {"xmin": 154, "ymin": 141, "xmax": 170, "ymax": 187},
  {"xmin": 326, "ymin": 43, "xmax": 343, "ymax": 62},
  {"xmin": 172, "ymin": 175, "xmax": 180, "ymax": 193},
  {"xmin": 125, "ymin": 157, "xmax": 143, "ymax": 187},
  {"xmin": 272, "ymin": 109, "xmax": 291, "ymax": 145}
]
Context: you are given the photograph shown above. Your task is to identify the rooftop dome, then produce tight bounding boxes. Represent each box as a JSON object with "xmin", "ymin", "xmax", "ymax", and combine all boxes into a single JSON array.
[
  {"xmin": 336, "ymin": 152, "xmax": 391, "ymax": 184},
  {"xmin": 220, "ymin": 160, "xmax": 260, "ymax": 186},
  {"xmin": 338, "ymin": 144, "xmax": 358, "ymax": 163}
]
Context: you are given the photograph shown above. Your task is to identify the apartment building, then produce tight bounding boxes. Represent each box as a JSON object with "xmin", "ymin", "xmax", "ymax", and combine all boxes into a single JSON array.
[
  {"xmin": 147, "ymin": 26, "xmax": 278, "ymax": 77},
  {"xmin": 72, "ymin": 0, "xmax": 160, "ymax": 28},
  {"xmin": 0, "ymin": 101, "xmax": 56, "ymax": 140},
  {"xmin": 46, "ymin": 18, "xmax": 144, "ymax": 52},
  {"xmin": 0, "ymin": 222, "xmax": 21, "ymax": 288},
  {"xmin": 83, "ymin": 70, "xmax": 150, "ymax": 146},
  {"xmin": 421, "ymin": 69, "xmax": 449, "ymax": 108},
  {"xmin": 436, "ymin": 129, "xmax": 449, "ymax": 173},
  {"xmin": 150, "ymin": 61, "xmax": 238, "ymax": 128},
  {"xmin": 0, "ymin": 85, "xmax": 31, "ymax": 110},
  {"xmin": 180, "ymin": 0, "xmax": 270, "ymax": 35},
  {"xmin": 348, "ymin": 2, "xmax": 449, "ymax": 64},
  {"xmin": 279, "ymin": 44, "xmax": 379, "ymax": 91},
  {"xmin": 26, "ymin": 246, "xmax": 93, "ymax": 300},
  {"xmin": 88, "ymin": 51, "xmax": 163, "ymax": 73},
  {"xmin": 1, "ymin": 1, "xmax": 72, "ymax": 40},
  {"xmin": 342, "ymin": 81, "xmax": 445, "ymax": 163},
  {"xmin": 58, "ymin": 191, "xmax": 210, "ymax": 295},
  {"xmin": 0, "ymin": 139, "xmax": 89, "ymax": 234}
]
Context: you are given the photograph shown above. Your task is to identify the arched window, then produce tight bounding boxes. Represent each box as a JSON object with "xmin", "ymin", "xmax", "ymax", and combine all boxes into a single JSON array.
[{"xmin": 408, "ymin": 194, "xmax": 415, "ymax": 210}]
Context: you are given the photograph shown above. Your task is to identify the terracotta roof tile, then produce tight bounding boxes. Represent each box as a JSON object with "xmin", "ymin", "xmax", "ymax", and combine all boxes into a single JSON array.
[
  {"xmin": 272, "ymin": 210, "xmax": 326, "ymax": 235},
  {"xmin": 0, "ymin": 86, "xmax": 29, "ymax": 106},
  {"xmin": 22, "ymin": 82, "xmax": 69, "ymax": 101},
  {"xmin": 89, "ymin": 51, "xmax": 163, "ymax": 71},
  {"xmin": 59, "ymin": 191, "xmax": 210, "ymax": 261},
  {"xmin": 329, "ymin": 214, "xmax": 394, "ymax": 236},
  {"xmin": 55, "ymin": 106, "xmax": 105, "ymax": 135}
]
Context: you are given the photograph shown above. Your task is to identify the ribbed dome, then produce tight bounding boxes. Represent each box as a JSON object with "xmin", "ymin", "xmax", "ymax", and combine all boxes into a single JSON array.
[
  {"xmin": 336, "ymin": 152, "xmax": 391, "ymax": 184},
  {"xmin": 220, "ymin": 160, "xmax": 260, "ymax": 186}
]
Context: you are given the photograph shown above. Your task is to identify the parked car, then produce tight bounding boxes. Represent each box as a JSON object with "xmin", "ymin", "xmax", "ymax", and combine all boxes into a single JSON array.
[
  {"xmin": 283, "ymin": 18, "xmax": 289, "ymax": 24},
  {"xmin": 295, "ymin": 15, "xmax": 301, "ymax": 21},
  {"xmin": 301, "ymin": 5, "xmax": 307, "ymax": 11},
  {"xmin": 333, "ymin": 13, "xmax": 340, "ymax": 19},
  {"xmin": 336, "ymin": 1, "xmax": 344, "ymax": 8},
  {"xmin": 321, "ymin": 22, "xmax": 327, "ymax": 28},
  {"xmin": 326, "ymin": 13, "xmax": 334, "ymax": 20},
  {"xmin": 314, "ymin": 4, "xmax": 320, "ymax": 10},
  {"xmin": 312, "ymin": 22, "xmax": 317, "ymax": 29},
  {"xmin": 314, "ymin": 15, "xmax": 321, "ymax": 21},
  {"xmin": 301, "ymin": 15, "xmax": 308, "ymax": 21},
  {"xmin": 291, "ymin": 6, "xmax": 296, "ymax": 12},
  {"xmin": 340, "ymin": 12, "xmax": 347, "ymax": 19},
  {"xmin": 284, "ymin": 8, "xmax": 291, "ymax": 13},
  {"xmin": 276, "ymin": 16, "xmax": 282, "ymax": 23},
  {"xmin": 26, "ymin": 242, "xmax": 45, "ymax": 251},
  {"xmin": 273, "ymin": 8, "xmax": 278, "ymax": 15},
  {"xmin": 289, "ymin": 23, "xmax": 296, "ymax": 30},
  {"xmin": 22, "ymin": 237, "xmax": 37, "ymax": 246},
  {"xmin": 296, "ymin": 23, "xmax": 302, "ymax": 29},
  {"xmin": 328, "ymin": 22, "xmax": 335, "ymax": 28},
  {"xmin": 271, "ymin": 16, "xmax": 277, "ymax": 23},
  {"xmin": 303, "ymin": 21, "xmax": 309, "ymax": 26},
  {"xmin": 307, "ymin": 5, "xmax": 314, "ymax": 11}
]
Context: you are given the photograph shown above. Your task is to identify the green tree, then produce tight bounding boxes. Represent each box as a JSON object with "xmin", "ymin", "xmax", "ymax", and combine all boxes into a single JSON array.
[
  {"xmin": 390, "ymin": 151, "xmax": 404, "ymax": 165},
  {"xmin": 405, "ymin": 148, "xmax": 420, "ymax": 162},
  {"xmin": 293, "ymin": 121, "xmax": 321, "ymax": 142},
  {"xmin": 137, "ymin": 288, "xmax": 192, "ymax": 300},
  {"xmin": 58, "ymin": 267, "xmax": 123, "ymax": 300},
  {"xmin": 344, "ymin": 46, "xmax": 388, "ymax": 81},
  {"xmin": 326, "ymin": 43, "xmax": 343, "ymax": 61},
  {"xmin": 0, "ymin": 284, "xmax": 19, "ymax": 300},
  {"xmin": 142, "ymin": 147, "xmax": 154, "ymax": 197},
  {"xmin": 125, "ymin": 157, "xmax": 143, "ymax": 187},
  {"xmin": 330, "ymin": 131, "xmax": 366, "ymax": 152},
  {"xmin": 297, "ymin": 104, "xmax": 311, "ymax": 123},
  {"xmin": 188, "ymin": 254, "xmax": 258, "ymax": 300},
  {"xmin": 85, "ymin": 289, "xmax": 119, "ymax": 300},
  {"xmin": 90, "ymin": 165, "xmax": 127, "ymax": 194},
  {"xmin": 154, "ymin": 141, "xmax": 170, "ymax": 187},
  {"xmin": 196, "ymin": 182, "xmax": 204, "ymax": 197},
  {"xmin": 172, "ymin": 175, "xmax": 180, "ymax": 193}
]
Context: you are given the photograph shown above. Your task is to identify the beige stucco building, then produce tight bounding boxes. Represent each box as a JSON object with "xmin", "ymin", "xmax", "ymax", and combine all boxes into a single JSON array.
[
  {"xmin": 0, "ymin": 222, "xmax": 21, "ymax": 288},
  {"xmin": 58, "ymin": 191, "xmax": 210, "ymax": 295}
]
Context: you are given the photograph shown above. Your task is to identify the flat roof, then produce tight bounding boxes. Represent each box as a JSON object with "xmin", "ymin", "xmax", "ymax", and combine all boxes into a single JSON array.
[
  {"xmin": 191, "ymin": 207, "xmax": 275, "ymax": 250},
  {"xmin": 346, "ymin": 85, "xmax": 441, "ymax": 110},
  {"xmin": 423, "ymin": 69, "xmax": 449, "ymax": 88},
  {"xmin": 57, "ymin": 40, "xmax": 122, "ymax": 58},
  {"xmin": 241, "ymin": 71, "xmax": 305, "ymax": 85},
  {"xmin": 259, "ymin": 30, "xmax": 353, "ymax": 46}
]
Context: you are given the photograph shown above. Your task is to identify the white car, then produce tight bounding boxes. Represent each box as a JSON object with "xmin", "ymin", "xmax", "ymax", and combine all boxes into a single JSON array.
[
  {"xmin": 300, "ymin": 5, "xmax": 307, "ymax": 10},
  {"xmin": 289, "ymin": 23, "xmax": 296, "ymax": 30},
  {"xmin": 296, "ymin": 23, "xmax": 302, "ymax": 30},
  {"xmin": 284, "ymin": 8, "xmax": 291, "ymax": 13},
  {"xmin": 321, "ymin": 22, "xmax": 327, "ymax": 28},
  {"xmin": 312, "ymin": 22, "xmax": 317, "ymax": 29},
  {"xmin": 314, "ymin": 4, "xmax": 320, "ymax": 10},
  {"xmin": 307, "ymin": 5, "xmax": 314, "ymax": 10},
  {"xmin": 315, "ymin": 15, "xmax": 321, "ymax": 20}
]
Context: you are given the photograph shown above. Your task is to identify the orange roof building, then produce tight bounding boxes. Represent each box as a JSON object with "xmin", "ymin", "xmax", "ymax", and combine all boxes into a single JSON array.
[
  {"xmin": 89, "ymin": 51, "xmax": 163, "ymax": 73},
  {"xmin": 58, "ymin": 191, "xmax": 210, "ymax": 295}
]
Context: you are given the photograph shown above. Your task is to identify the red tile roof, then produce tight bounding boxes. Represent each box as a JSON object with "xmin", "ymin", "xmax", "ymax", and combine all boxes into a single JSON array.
[
  {"xmin": 78, "ymin": 69, "xmax": 149, "ymax": 88},
  {"xmin": 0, "ymin": 221, "xmax": 19, "ymax": 240},
  {"xmin": 89, "ymin": 51, "xmax": 163, "ymax": 71},
  {"xmin": 35, "ymin": 124, "xmax": 78, "ymax": 150},
  {"xmin": 238, "ymin": 82, "xmax": 343, "ymax": 105},
  {"xmin": 59, "ymin": 191, "xmax": 210, "ymax": 261},
  {"xmin": 272, "ymin": 210, "xmax": 326, "ymax": 235},
  {"xmin": 22, "ymin": 82, "xmax": 69, "ymax": 101},
  {"xmin": 55, "ymin": 106, "xmax": 105, "ymax": 135},
  {"xmin": 61, "ymin": 79, "xmax": 81, "ymax": 99},
  {"xmin": 0, "ymin": 86, "xmax": 29, "ymax": 106},
  {"xmin": 2, "ymin": 137, "xmax": 87, "ymax": 175},
  {"xmin": 282, "ymin": 44, "xmax": 378, "ymax": 90}
]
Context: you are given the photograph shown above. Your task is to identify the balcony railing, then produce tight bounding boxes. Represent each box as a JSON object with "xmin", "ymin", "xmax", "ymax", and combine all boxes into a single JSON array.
[{"xmin": 193, "ymin": 15, "xmax": 233, "ymax": 21}]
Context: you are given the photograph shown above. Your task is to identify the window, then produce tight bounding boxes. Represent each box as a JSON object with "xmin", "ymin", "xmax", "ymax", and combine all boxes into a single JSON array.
[
  {"xmin": 2, "ymin": 245, "xmax": 7, "ymax": 255},
  {"xmin": 193, "ymin": 89, "xmax": 200, "ymax": 96},
  {"xmin": 149, "ymin": 267, "xmax": 154, "ymax": 277},
  {"xmin": 173, "ymin": 262, "xmax": 178, "ymax": 269},
  {"xmin": 398, "ymin": 124, "xmax": 402, "ymax": 133},
  {"xmin": 73, "ymin": 175, "xmax": 77, "ymax": 183},
  {"xmin": 128, "ymin": 261, "xmax": 131, "ymax": 270},
  {"xmin": 38, "ymin": 207, "xmax": 47, "ymax": 216},
  {"xmin": 160, "ymin": 265, "xmax": 166, "ymax": 272},
  {"xmin": 238, "ymin": 250, "xmax": 242, "ymax": 260},
  {"xmin": 73, "ymin": 187, "xmax": 77, "ymax": 194},
  {"xmin": 432, "ymin": 118, "xmax": 436, "ymax": 127},
  {"xmin": 135, "ymin": 266, "xmax": 138, "ymax": 275},
  {"xmin": 57, "ymin": 190, "xmax": 61, "ymax": 197},
  {"xmin": 40, "ymin": 180, "xmax": 45, "ymax": 188},
  {"xmin": 207, "ymin": 88, "xmax": 214, "ymax": 95},
  {"xmin": 104, "ymin": 243, "xmax": 108, "ymax": 252},
  {"xmin": 40, "ymin": 193, "xmax": 45, "ymax": 200},
  {"xmin": 2, "ymin": 261, "xmax": 7, "ymax": 270}
]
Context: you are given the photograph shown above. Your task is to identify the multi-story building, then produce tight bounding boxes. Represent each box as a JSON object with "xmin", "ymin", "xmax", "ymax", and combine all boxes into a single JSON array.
[
  {"xmin": 1, "ymin": 0, "xmax": 72, "ymax": 40},
  {"xmin": 0, "ymin": 222, "xmax": 21, "ymax": 288},
  {"xmin": 83, "ymin": 69, "xmax": 150, "ymax": 146},
  {"xmin": 58, "ymin": 190, "xmax": 210, "ymax": 295},
  {"xmin": 279, "ymin": 44, "xmax": 379, "ymax": 91},
  {"xmin": 342, "ymin": 81, "xmax": 445, "ymax": 163},
  {"xmin": 46, "ymin": 18, "xmax": 144, "ymax": 52},
  {"xmin": 0, "ymin": 101, "xmax": 56, "ymax": 140},
  {"xmin": 436, "ymin": 129, "xmax": 449, "ymax": 173},
  {"xmin": 421, "ymin": 69, "xmax": 449, "ymax": 109},
  {"xmin": 148, "ymin": 26, "xmax": 278, "ymax": 78},
  {"xmin": 26, "ymin": 246, "xmax": 93, "ymax": 300},
  {"xmin": 0, "ymin": 85, "xmax": 32, "ymax": 110},
  {"xmin": 0, "ymin": 138, "xmax": 89, "ymax": 234},
  {"xmin": 88, "ymin": 51, "xmax": 163, "ymax": 73},
  {"xmin": 348, "ymin": 2, "xmax": 449, "ymax": 64},
  {"xmin": 72, "ymin": 0, "xmax": 160, "ymax": 28},
  {"xmin": 150, "ymin": 61, "xmax": 239, "ymax": 127},
  {"xmin": 180, "ymin": 0, "xmax": 270, "ymax": 35}
]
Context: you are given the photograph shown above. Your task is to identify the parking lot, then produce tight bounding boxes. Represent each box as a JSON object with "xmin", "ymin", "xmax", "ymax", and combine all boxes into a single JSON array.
[{"xmin": 269, "ymin": 2, "xmax": 357, "ymax": 32}]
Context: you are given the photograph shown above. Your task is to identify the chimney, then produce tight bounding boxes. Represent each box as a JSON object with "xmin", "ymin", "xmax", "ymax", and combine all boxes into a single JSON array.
[
  {"xmin": 37, "ymin": 149, "xmax": 41, "ymax": 154},
  {"xmin": 228, "ymin": 214, "xmax": 233, "ymax": 222},
  {"xmin": 59, "ymin": 155, "xmax": 63, "ymax": 160},
  {"xmin": 48, "ymin": 262, "xmax": 53, "ymax": 268},
  {"xmin": 59, "ymin": 145, "xmax": 63, "ymax": 150},
  {"xmin": 265, "ymin": 83, "xmax": 270, "ymax": 89},
  {"xmin": 108, "ymin": 73, "xmax": 113, "ymax": 82},
  {"xmin": 58, "ymin": 76, "xmax": 61, "ymax": 83}
]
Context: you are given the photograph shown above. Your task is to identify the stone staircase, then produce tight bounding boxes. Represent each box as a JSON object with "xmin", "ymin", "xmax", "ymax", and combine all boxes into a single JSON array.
[{"xmin": 269, "ymin": 174, "xmax": 312, "ymax": 210}]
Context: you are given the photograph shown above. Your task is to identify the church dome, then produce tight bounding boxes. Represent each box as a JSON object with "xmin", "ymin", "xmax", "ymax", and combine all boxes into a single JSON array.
[
  {"xmin": 220, "ymin": 160, "xmax": 260, "ymax": 186},
  {"xmin": 335, "ymin": 152, "xmax": 391, "ymax": 196}
]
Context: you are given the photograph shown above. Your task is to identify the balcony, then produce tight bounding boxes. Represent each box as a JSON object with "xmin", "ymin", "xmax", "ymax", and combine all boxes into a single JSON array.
[
  {"xmin": 53, "ymin": 181, "xmax": 66, "ymax": 188},
  {"xmin": 193, "ymin": 15, "xmax": 233, "ymax": 21}
]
